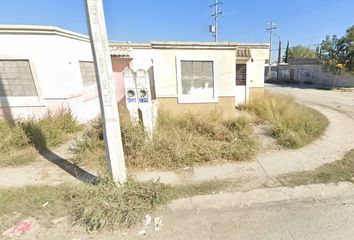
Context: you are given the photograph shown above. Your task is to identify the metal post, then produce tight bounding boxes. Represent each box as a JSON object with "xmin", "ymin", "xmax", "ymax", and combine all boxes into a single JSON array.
[
  {"xmin": 266, "ymin": 22, "xmax": 277, "ymax": 79},
  {"xmin": 214, "ymin": 0, "xmax": 218, "ymax": 42},
  {"xmin": 84, "ymin": 0, "xmax": 127, "ymax": 184},
  {"xmin": 277, "ymin": 39, "xmax": 281, "ymax": 81},
  {"xmin": 209, "ymin": 0, "xmax": 223, "ymax": 42}
]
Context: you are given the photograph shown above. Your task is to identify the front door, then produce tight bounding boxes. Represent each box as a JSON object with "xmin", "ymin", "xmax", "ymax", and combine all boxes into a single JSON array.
[{"xmin": 235, "ymin": 64, "xmax": 247, "ymax": 105}]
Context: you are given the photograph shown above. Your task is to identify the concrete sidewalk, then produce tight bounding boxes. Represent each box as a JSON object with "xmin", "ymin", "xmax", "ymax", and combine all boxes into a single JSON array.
[{"xmin": 135, "ymin": 104, "xmax": 354, "ymax": 185}]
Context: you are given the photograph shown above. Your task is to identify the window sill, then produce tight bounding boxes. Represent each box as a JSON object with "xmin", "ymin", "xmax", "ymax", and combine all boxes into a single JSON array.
[{"xmin": 177, "ymin": 97, "xmax": 218, "ymax": 104}]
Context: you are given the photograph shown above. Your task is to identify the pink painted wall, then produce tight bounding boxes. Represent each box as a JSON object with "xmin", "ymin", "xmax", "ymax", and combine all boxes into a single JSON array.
[{"xmin": 111, "ymin": 57, "xmax": 131, "ymax": 103}]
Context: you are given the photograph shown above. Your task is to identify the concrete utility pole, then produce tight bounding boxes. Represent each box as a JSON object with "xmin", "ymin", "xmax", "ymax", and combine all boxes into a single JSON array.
[
  {"xmin": 209, "ymin": 0, "xmax": 223, "ymax": 42},
  {"xmin": 277, "ymin": 39, "xmax": 281, "ymax": 81},
  {"xmin": 270, "ymin": 32, "xmax": 281, "ymax": 81},
  {"xmin": 84, "ymin": 0, "xmax": 127, "ymax": 184},
  {"xmin": 266, "ymin": 22, "xmax": 277, "ymax": 79}
]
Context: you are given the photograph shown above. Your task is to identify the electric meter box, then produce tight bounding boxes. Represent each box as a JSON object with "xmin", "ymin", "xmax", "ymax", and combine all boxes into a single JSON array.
[
  {"xmin": 136, "ymin": 69, "xmax": 153, "ymax": 139},
  {"xmin": 123, "ymin": 68, "xmax": 157, "ymax": 140},
  {"xmin": 136, "ymin": 69, "xmax": 150, "ymax": 104},
  {"xmin": 123, "ymin": 69, "xmax": 139, "ymax": 122}
]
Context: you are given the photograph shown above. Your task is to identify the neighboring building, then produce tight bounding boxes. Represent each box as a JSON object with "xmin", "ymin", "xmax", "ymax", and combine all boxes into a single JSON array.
[
  {"xmin": 0, "ymin": 25, "xmax": 100, "ymax": 122},
  {"xmin": 110, "ymin": 41, "xmax": 269, "ymax": 118},
  {"xmin": 267, "ymin": 58, "xmax": 354, "ymax": 87},
  {"xmin": 0, "ymin": 25, "xmax": 269, "ymax": 121}
]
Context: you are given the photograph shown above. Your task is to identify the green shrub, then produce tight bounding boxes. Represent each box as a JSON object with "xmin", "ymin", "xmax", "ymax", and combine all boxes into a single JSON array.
[{"xmin": 246, "ymin": 92, "xmax": 328, "ymax": 148}]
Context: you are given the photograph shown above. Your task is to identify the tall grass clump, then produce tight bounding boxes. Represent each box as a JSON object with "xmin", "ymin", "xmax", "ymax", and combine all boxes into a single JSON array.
[
  {"xmin": 19, "ymin": 109, "xmax": 81, "ymax": 151},
  {"xmin": 0, "ymin": 109, "xmax": 81, "ymax": 166},
  {"xmin": 0, "ymin": 120, "xmax": 30, "ymax": 154},
  {"xmin": 245, "ymin": 92, "xmax": 328, "ymax": 148},
  {"xmin": 67, "ymin": 179, "xmax": 173, "ymax": 230},
  {"xmin": 73, "ymin": 106, "xmax": 258, "ymax": 171}
]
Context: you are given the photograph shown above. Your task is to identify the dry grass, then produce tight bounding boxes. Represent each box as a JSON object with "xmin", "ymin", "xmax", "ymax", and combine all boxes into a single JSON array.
[
  {"xmin": 0, "ymin": 109, "xmax": 81, "ymax": 167},
  {"xmin": 245, "ymin": 92, "xmax": 328, "ymax": 148},
  {"xmin": 0, "ymin": 119, "xmax": 30, "ymax": 153},
  {"xmin": 0, "ymin": 184, "xmax": 70, "ymax": 232},
  {"xmin": 0, "ymin": 148, "xmax": 38, "ymax": 167},
  {"xmin": 73, "ymin": 107, "xmax": 258, "ymax": 171},
  {"xmin": 0, "ymin": 179, "xmax": 234, "ymax": 232},
  {"xmin": 19, "ymin": 109, "xmax": 82, "ymax": 151},
  {"xmin": 68, "ymin": 179, "xmax": 172, "ymax": 230},
  {"xmin": 277, "ymin": 149, "xmax": 354, "ymax": 186}
]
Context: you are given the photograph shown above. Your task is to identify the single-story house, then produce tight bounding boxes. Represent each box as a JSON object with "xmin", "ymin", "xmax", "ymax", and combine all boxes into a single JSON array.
[
  {"xmin": 0, "ymin": 25, "xmax": 269, "ymax": 121},
  {"xmin": 0, "ymin": 25, "xmax": 100, "ymax": 122},
  {"xmin": 110, "ymin": 41, "xmax": 269, "ymax": 118}
]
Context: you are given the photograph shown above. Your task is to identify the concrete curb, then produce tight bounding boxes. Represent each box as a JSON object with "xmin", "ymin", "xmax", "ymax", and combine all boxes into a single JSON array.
[{"xmin": 167, "ymin": 182, "xmax": 354, "ymax": 210}]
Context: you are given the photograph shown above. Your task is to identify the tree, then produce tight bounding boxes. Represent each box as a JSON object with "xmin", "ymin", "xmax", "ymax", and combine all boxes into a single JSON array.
[
  {"xmin": 283, "ymin": 41, "xmax": 289, "ymax": 63},
  {"xmin": 287, "ymin": 45, "xmax": 317, "ymax": 59},
  {"xmin": 320, "ymin": 25, "xmax": 354, "ymax": 73}
]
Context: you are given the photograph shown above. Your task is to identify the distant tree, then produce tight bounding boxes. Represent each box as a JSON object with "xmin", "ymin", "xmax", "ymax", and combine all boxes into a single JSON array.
[
  {"xmin": 320, "ymin": 25, "xmax": 354, "ymax": 73},
  {"xmin": 283, "ymin": 41, "xmax": 289, "ymax": 63},
  {"xmin": 287, "ymin": 45, "xmax": 317, "ymax": 59}
]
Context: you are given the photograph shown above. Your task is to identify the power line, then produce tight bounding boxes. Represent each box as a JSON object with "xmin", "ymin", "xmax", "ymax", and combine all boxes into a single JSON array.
[{"xmin": 270, "ymin": 43, "xmax": 321, "ymax": 51}]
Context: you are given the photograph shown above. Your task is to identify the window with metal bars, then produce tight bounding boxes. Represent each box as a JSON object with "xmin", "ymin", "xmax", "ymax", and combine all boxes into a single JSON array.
[
  {"xmin": 236, "ymin": 64, "xmax": 247, "ymax": 86},
  {"xmin": 180, "ymin": 60, "xmax": 214, "ymax": 99},
  {"xmin": 0, "ymin": 60, "xmax": 38, "ymax": 96},
  {"xmin": 79, "ymin": 61, "xmax": 96, "ymax": 86}
]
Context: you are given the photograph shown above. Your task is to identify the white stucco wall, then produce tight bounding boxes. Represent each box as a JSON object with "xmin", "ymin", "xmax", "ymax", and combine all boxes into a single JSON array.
[
  {"xmin": 248, "ymin": 48, "xmax": 268, "ymax": 88},
  {"xmin": 0, "ymin": 26, "xmax": 100, "ymax": 121},
  {"xmin": 129, "ymin": 48, "xmax": 153, "ymax": 71},
  {"xmin": 276, "ymin": 63, "xmax": 354, "ymax": 87}
]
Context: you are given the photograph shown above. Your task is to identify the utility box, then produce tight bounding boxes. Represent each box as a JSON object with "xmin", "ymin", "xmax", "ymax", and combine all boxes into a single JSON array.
[
  {"xmin": 123, "ymin": 69, "xmax": 139, "ymax": 122},
  {"xmin": 123, "ymin": 68, "xmax": 158, "ymax": 139},
  {"xmin": 136, "ymin": 69, "xmax": 154, "ymax": 139}
]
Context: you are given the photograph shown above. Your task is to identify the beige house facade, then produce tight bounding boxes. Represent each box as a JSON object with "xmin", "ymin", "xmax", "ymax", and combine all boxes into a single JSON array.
[
  {"xmin": 110, "ymin": 41, "xmax": 269, "ymax": 118},
  {"xmin": 0, "ymin": 24, "xmax": 269, "ymax": 122}
]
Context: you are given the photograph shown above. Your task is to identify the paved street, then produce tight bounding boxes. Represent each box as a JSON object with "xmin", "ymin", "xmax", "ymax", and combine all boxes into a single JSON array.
[
  {"xmin": 120, "ymin": 183, "xmax": 354, "ymax": 240},
  {"xmin": 18, "ymin": 183, "xmax": 354, "ymax": 240},
  {"xmin": 266, "ymin": 84, "xmax": 354, "ymax": 117},
  {"xmin": 122, "ymin": 85, "xmax": 354, "ymax": 240}
]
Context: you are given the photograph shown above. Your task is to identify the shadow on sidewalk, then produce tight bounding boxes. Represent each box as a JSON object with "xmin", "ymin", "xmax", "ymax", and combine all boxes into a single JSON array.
[
  {"xmin": 0, "ymin": 65, "xmax": 97, "ymax": 183},
  {"xmin": 22, "ymin": 125, "xmax": 99, "ymax": 183}
]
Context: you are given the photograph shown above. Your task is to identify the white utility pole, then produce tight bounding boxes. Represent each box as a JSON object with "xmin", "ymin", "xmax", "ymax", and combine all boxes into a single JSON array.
[
  {"xmin": 209, "ymin": 0, "xmax": 223, "ymax": 42},
  {"xmin": 84, "ymin": 0, "xmax": 127, "ymax": 184},
  {"xmin": 266, "ymin": 22, "xmax": 277, "ymax": 78}
]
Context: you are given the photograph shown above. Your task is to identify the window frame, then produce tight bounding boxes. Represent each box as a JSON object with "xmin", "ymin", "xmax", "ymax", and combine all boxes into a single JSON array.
[
  {"xmin": 0, "ymin": 58, "xmax": 44, "ymax": 107},
  {"xmin": 79, "ymin": 61, "xmax": 97, "ymax": 87},
  {"xmin": 176, "ymin": 56, "xmax": 218, "ymax": 104}
]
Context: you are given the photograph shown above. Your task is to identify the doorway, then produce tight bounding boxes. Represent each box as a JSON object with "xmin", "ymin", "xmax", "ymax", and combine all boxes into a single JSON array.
[{"xmin": 235, "ymin": 64, "xmax": 247, "ymax": 105}]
